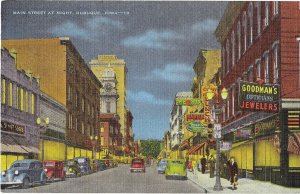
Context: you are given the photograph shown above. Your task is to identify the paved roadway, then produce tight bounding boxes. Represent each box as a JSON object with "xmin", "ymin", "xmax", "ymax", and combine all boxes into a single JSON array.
[{"xmin": 2, "ymin": 164, "xmax": 205, "ymax": 193}]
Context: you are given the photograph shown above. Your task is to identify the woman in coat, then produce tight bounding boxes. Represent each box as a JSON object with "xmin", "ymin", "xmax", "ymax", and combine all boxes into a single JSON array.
[{"xmin": 228, "ymin": 157, "xmax": 238, "ymax": 189}]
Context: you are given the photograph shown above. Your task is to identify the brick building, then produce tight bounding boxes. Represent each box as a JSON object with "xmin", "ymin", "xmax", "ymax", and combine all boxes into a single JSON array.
[{"xmin": 215, "ymin": 2, "xmax": 300, "ymax": 187}]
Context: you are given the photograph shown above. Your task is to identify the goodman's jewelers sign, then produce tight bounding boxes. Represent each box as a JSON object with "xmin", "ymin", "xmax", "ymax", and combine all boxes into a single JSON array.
[{"xmin": 238, "ymin": 81, "xmax": 280, "ymax": 113}]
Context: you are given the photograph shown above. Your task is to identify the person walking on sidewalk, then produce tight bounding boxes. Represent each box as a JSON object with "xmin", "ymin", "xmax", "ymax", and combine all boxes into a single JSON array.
[
  {"xmin": 209, "ymin": 155, "xmax": 216, "ymax": 178},
  {"xmin": 228, "ymin": 157, "xmax": 238, "ymax": 190},
  {"xmin": 200, "ymin": 157, "xmax": 207, "ymax": 174}
]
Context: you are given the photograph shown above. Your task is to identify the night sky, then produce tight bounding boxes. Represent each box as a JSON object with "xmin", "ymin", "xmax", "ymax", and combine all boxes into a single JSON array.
[{"xmin": 1, "ymin": 1, "xmax": 227, "ymax": 140}]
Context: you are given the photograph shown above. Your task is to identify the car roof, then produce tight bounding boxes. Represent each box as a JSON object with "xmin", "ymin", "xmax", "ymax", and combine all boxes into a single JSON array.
[
  {"xmin": 13, "ymin": 159, "xmax": 40, "ymax": 163},
  {"xmin": 43, "ymin": 160, "xmax": 61, "ymax": 162}
]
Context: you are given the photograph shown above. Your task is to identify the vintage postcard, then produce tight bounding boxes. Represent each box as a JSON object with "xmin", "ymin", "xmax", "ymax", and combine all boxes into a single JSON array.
[{"xmin": 1, "ymin": 0, "xmax": 300, "ymax": 193}]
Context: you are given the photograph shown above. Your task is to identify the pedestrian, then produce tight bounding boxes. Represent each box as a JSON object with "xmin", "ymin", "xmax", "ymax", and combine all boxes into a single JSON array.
[
  {"xmin": 228, "ymin": 157, "xmax": 238, "ymax": 190},
  {"xmin": 192, "ymin": 160, "xmax": 196, "ymax": 174},
  {"xmin": 197, "ymin": 159, "xmax": 201, "ymax": 172},
  {"xmin": 200, "ymin": 157, "xmax": 207, "ymax": 174},
  {"xmin": 208, "ymin": 155, "xmax": 216, "ymax": 178}
]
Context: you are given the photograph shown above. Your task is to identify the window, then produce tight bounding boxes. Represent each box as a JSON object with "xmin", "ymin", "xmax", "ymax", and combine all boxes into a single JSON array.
[
  {"xmin": 106, "ymin": 101, "xmax": 111, "ymax": 113},
  {"xmin": 248, "ymin": 65, "xmax": 254, "ymax": 82},
  {"xmin": 237, "ymin": 22, "xmax": 241, "ymax": 60},
  {"xmin": 101, "ymin": 126, "xmax": 104, "ymax": 132},
  {"xmin": 1, "ymin": 78, "xmax": 6, "ymax": 104},
  {"xmin": 69, "ymin": 114, "xmax": 72, "ymax": 129},
  {"xmin": 9, "ymin": 82, "xmax": 12, "ymax": 107},
  {"xmin": 274, "ymin": 1, "xmax": 279, "ymax": 16},
  {"xmin": 31, "ymin": 94, "xmax": 35, "ymax": 114},
  {"xmin": 75, "ymin": 91, "xmax": 78, "ymax": 107},
  {"xmin": 82, "ymin": 97, "xmax": 85, "ymax": 112},
  {"xmin": 248, "ymin": 2, "xmax": 254, "ymax": 45},
  {"xmin": 20, "ymin": 88, "xmax": 24, "ymax": 111},
  {"xmin": 68, "ymin": 85, "xmax": 72, "ymax": 101},
  {"xmin": 264, "ymin": 2, "xmax": 270, "ymax": 27},
  {"xmin": 222, "ymin": 46, "xmax": 225, "ymax": 77},
  {"xmin": 227, "ymin": 94, "xmax": 230, "ymax": 118},
  {"xmin": 75, "ymin": 118, "xmax": 78, "ymax": 131},
  {"xmin": 256, "ymin": 2, "xmax": 261, "ymax": 36},
  {"xmin": 226, "ymin": 40, "xmax": 230, "ymax": 73},
  {"xmin": 231, "ymin": 85, "xmax": 235, "ymax": 116},
  {"xmin": 25, "ymin": 90, "xmax": 28, "ymax": 112},
  {"xmin": 256, "ymin": 59, "xmax": 261, "ymax": 79},
  {"xmin": 231, "ymin": 31, "xmax": 235, "ymax": 66},
  {"xmin": 242, "ymin": 11, "xmax": 247, "ymax": 52},
  {"xmin": 263, "ymin": 50, "xmax": 270, "ymax": 83},
  {"xmin": 272, "ymin": 41, "xmax": 280, "ymax": 83},
  {"xmin": 81, "ymin": 122, "xmax": 85, "ymax": 134},
  {"xmin": 101, "ymin": 137, "xmax": 104, "ymax": 146}
]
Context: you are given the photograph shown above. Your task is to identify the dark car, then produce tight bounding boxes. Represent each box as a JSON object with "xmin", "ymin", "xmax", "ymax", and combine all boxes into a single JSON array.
[
  {"xmin": 93, "ymin": 160, "xmax": 106, "ymax": 172},
  {"xmin": 74, "ymin": 157, "xmax": 92, "ymax": 175},
  {"xmin": 1, "ymin": 159, "xmax": 47, "ymax": 189},
  {"xmin": 42, "ymin": 160, "xmax": 65, "ymax": 182},
  {"xmin": 130, "ymin": 158, "xmax": 145, "ymax": 173},
  {"xmin": 64, "ymin": 160, "xmax": 81, "ymax": 178}
]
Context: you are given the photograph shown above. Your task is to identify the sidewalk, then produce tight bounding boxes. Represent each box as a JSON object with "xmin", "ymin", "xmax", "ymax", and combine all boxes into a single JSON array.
[{"xmin": 187, "ymin": 170, "xmax": 300, "ymax": 194}]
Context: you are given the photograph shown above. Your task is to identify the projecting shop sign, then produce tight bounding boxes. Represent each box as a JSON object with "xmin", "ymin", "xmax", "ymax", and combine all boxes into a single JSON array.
[{"xmin": 238, "ymin": 81, "xmax": 280, "ymax": 113}]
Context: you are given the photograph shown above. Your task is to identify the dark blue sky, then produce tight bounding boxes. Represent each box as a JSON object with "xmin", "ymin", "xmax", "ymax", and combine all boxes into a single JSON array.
[{"xmin": 1, "ymin": 1, "xmax": 227, "ymax": 140}]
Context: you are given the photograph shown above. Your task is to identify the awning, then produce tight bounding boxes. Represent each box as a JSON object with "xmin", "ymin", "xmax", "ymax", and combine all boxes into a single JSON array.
[
  {"xmin": 288, "ymin": 133, "xmax": 300, "ymax": 155},
  {"xmin": 1, "ymin": 133, "xmax": 40, "ymax": 154},
  {"xmin": 188, "ymin": 143, "xmax": 205, "ymax": 155},
  {"xmin": 179, "ymin": 139, "xmax": 190, "ymax": 151}
]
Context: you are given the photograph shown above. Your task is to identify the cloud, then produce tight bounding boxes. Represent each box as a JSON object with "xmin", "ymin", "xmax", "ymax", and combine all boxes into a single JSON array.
[
  {"xmin": 49, "ymin": 17, "xmax": 124, "ymax": 40},
  {"xmin": 145, "ymin": 63, "xmax": 194, "ymax": 83},
  {"xmin": 121, "ymin": 30, "xmax": 183, "ymax": 49},
  {"xmin": 127, "ymin": 90, "xmax": 172, "ymax": 105},
  {"xmin": 191, "ymin": 19, "xmax": 219, "ymax": 34}
]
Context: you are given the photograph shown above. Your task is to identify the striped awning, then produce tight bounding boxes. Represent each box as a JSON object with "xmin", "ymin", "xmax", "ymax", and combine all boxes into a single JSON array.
[
  {"xmin": 187, "ymin": 143, "xmax": 205, "ymax": 155},
  {"xmin": 1, "ymin": 133, "xmax": 40, "ymax": 154},
  {"xmin": 288, "ymin": 133, "xmax": 300, "ymax": 155}
]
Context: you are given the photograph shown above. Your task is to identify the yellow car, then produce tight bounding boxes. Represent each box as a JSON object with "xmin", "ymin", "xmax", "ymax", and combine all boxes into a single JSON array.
[{"xmin": 165, "ymin": 159, "xmax": 187, "ymax": 180}]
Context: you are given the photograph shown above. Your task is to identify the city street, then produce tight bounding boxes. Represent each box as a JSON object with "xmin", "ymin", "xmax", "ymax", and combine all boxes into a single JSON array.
[{"xmin": 2, "ymin": 165, "xmax": 205, "ymax": 193}]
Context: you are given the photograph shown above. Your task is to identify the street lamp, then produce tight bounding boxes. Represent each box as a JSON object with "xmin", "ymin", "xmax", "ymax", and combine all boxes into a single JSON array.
[
  {"xmin": 90, "ymin": 135, "xmax": 98, "ymax": 160},
  {"xmin": 207, "ymin": 88, "xmax": 228, "ymax": 191},
  {"xmin": 36, "ymin": 117, "xmax": 50, "ymax": 161}
]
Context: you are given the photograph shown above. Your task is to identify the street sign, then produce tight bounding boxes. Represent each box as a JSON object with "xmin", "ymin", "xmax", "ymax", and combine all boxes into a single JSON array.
[{"xmin": 186, "ymin": 121, "xmax": 206, "ymax": 133}]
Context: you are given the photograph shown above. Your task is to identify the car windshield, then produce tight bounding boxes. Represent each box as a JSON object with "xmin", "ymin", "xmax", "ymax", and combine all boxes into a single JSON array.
[
  {"xmin": 171, "ymin": 161, "xmax": 184, "ymax": 165},
  {"xmin": 11, "ymin": 162, "xmax": 29, "ymax": 168},
  {"xmin": 43, "ymin": 162, "xmax": 55, "ymax": 166},
  {"xmin": 132, "ymin": 160, "xmax": 143, "ymax": 164}
]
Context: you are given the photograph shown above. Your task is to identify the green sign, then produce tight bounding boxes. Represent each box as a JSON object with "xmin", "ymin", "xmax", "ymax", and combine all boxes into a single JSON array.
[
  {"xmin": 176, "ymin": 98, "xmax": 202, "ymax": 106},
  {"xmin": 187, "ymin": 121, "xmax": 206, "ymax": 133}
]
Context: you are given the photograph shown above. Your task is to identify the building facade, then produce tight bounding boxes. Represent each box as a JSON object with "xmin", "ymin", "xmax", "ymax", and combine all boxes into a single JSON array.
[
  {"xmin": 2, "ymin": 38, "xmax": 102, "ymax": 157},
  {"xmin": 215, "ymin": 2, "xmax": 300, "ymax": 187},
  {"xmin": 90, "ymin": 55, "xmax": 128, "ymax": 149},
  {"xmin": 1, "ymin": 48, "xmax": 40, "ymax": 170},
  {"xmin": 126, "ymin": 110, "xmax": 134, "ymax": 156}
]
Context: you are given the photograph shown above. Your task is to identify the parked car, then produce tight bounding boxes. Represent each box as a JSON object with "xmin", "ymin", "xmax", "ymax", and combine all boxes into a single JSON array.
[
  {"xmin": 63, "ymin": 160, "xmax": 81, "ymax": 178},
  {"xmin": 165, "ymin": 159, "xmax": 187, "ymax": 180},
  {"xmin": 130, "ymin": 158, "xmax": 145, "ymax": 173},
  {"xmin": 42, "ymin": 160, "xmax": 65, "ymax": 182},
  {"xmin": 93, "ymin": 160, "xmax": 107, "ymax": 172},
  {"xmin": 1, "ymin": 159, "xmax": 47, "ymax": 189},
  {"xmin": 74, "ymin": 157, "xmax": 92, "ymax": 175},
  {"xmin": 157, "ymin": 159, "xmax": 168, "ymax": 174}
]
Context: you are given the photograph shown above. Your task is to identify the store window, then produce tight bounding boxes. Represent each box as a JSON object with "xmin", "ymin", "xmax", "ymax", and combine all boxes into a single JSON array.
[{"xmin": 1, "ymin": 78, "xmax": 6, "ymax": 104}]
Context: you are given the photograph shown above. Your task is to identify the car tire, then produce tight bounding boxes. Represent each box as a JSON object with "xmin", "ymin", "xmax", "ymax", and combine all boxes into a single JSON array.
[{"xmin": 22, "ymin": 178, "xmax": 30, "ymax": 189}]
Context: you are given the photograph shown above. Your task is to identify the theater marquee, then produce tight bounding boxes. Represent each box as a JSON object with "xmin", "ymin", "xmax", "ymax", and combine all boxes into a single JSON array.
[{"xmin": 238, "ymin": 81, "xmax": 280, "ymax": 113}]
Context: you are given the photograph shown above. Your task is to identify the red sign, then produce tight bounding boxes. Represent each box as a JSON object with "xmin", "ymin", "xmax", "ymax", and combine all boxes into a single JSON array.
[{"xmin": 186, "ymin": 114, "xmax": 205, "ymax": 121}]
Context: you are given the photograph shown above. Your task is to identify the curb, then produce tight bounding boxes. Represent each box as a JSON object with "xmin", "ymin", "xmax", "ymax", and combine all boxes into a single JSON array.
[{"xmin": 188, "ymin": 176, "xmax": 208, "ymax": 193}]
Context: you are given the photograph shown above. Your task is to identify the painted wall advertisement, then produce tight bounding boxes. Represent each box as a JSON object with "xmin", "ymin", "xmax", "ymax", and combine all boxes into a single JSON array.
[{"xmin": 238, "ymin": 81, "xmax": 280, "ymax": 112}]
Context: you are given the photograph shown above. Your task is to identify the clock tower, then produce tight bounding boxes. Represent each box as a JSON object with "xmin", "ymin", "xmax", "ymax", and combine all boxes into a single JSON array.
[{"xmin": 100, "ymin": 68, "xmax": 118, "ymax": 114}]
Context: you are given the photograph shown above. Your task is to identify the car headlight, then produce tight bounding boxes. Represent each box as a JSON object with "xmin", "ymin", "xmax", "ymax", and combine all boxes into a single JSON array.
[
  {"xmin": 44, "ymin": 168, "xmax": 48, "ymax": 172},
  {"xmin": 14, "ymin": 170, "xmax": 19, "ymax": 175},
  {"xmin": 1, "ymin": 171, "xmax": 6, "ymax": 176}
]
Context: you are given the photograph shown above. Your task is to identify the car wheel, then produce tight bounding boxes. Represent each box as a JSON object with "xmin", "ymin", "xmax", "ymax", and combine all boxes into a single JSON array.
[{"xmin": 22, "ymin": 178, "xmax": 30, "ymax": 189}]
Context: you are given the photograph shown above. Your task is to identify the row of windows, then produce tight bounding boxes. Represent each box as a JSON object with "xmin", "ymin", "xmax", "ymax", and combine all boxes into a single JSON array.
[
  {"xmin": 68, "ymin": 113, "xmax": 98, "ymax": 136},
  {"xmin": 1, "ymin": 78, "xmax": 36, "ymax": 115},
  {"xmin": 223, "ymin": 2, "xmax": 279, "ymax": 75},
  {"xmin": 221, "ymin": 40, "xmax": 280, "ymax": 122}
]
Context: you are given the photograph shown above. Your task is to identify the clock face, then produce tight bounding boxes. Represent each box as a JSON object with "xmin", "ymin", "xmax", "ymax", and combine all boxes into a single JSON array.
[{"xmin": 104, "ymin": 83, "xmax": 113, "ymax": 92}]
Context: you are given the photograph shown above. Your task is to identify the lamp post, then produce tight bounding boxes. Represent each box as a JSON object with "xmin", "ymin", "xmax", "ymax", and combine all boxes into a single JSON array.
[
  {"xmin": 36, "ymin": 117, "xmax": 50, "ymax": 161},
  {"xmin": 90, "ymin": 135, "xmax": 98, "ymax": 160},
  {"xmin": 207, "ymin": 88, "xmax": 228, "ymax": 191}
]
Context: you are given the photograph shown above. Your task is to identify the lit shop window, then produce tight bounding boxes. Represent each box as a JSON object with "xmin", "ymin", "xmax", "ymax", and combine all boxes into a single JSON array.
[
  {"xmin": 9, "ymin": 82, "xmax": 13, "ymax": 107},
  {"xmin": 25, "ymin": 90, "xmax": 28, "ymax": 112},
  {"xmin": 1, "ymin": 78, "xmax": 6, "ymax": 104},
  {"xmin": 20, "ymin": 88, "xmax": 24, "ymax": 112},
  {"xmin": 31, "ymin": 94, "xmax": 35, "ymax": 114}
]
